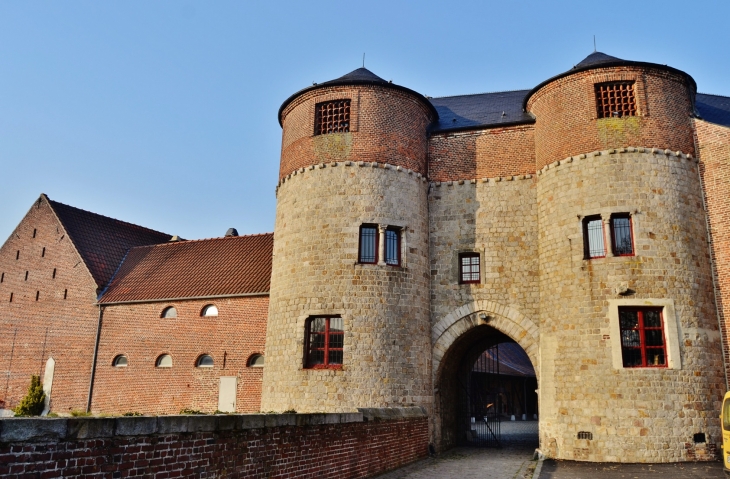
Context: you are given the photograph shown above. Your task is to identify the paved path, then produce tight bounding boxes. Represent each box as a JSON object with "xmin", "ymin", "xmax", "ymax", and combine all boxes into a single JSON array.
[
  {"xmin": 373, "ymin": 447, "xmax": 537, "ymax": 479},
  {"xmin": 538, "ymin": 459, "xmax": 726, "ymax": 478}
]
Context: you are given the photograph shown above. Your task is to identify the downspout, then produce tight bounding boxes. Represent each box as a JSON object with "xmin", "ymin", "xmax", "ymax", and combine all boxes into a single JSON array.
[{"xmin": 87, "ymin": 304, "xmax": 104, "ymax": 413}]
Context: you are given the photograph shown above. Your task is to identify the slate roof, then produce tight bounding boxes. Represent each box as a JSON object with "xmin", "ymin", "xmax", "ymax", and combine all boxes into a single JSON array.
[
  {"xmin": 574, "ymin": 51, "xmax": 622, "ymax": 69},
  {"xmin": 47, "ymin": 196, "xmax": 172, "ymax": 289},
  {"xmin": 99, "ymin": 233, "xmax": 274, "ymax": 303},
  {"xmin": 429, "ymin": 90, "xmax": 534, "ymax": 132},
  {"xmin": 697, "ymin": 93, "xmax": 730, "ymax": 128},
  {"xmin": 326, "ymin": 67, "xmax": 387, "ymax": 84}
]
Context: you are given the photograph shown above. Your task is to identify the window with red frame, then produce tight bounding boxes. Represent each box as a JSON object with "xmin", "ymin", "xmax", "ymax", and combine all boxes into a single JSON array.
[
  {"xmin": 611, "ymin": 214, "xmax": 634, "ymax": 256},
  {"xmin": 619, "ymin": 307, "xmax": 666, "ymax": 368},
  {"xmin": 359, "ymin": 224, "xmax": 378, "ymax": 264},
  {"xmin": 385, "ymin": 227, "xmax": 401, "ymax": 266},
  {"xmin": 583, "ymin": 215, "xmax": 605, "ymax": 259},
  {"xmin": 304, "ymin": 316, "xmax": 343, "ymax": 369},
  {"xmin": 459, "ymin": 253, "xmax": 480, "ymax": 284}
]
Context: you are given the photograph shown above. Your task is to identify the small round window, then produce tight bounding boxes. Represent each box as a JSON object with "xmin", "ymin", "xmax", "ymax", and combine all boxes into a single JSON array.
[
  {"xmin": 248, "ymin": 354, "xmax": 264, "ymax": 367},
  {"xmin": 156, "ymin": 354, "xmax": 172, "ymax": 368},
  {"xmin": 196, "ymin": 354, "xmax": 214, "ymax": 368},
  {"xmin": 161, "ymin": 306, "xmax": 177, "ymax": 318},
  {"xmin": 201, "ymin": 305, "xmax": 218, "ymax": 317},
  {"xmin": 112, "ymin": 355, "xmax": 128, "ymax": 367}
]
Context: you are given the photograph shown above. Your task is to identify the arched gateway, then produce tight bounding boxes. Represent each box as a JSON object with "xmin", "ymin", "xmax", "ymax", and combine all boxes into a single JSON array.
[{"xmin": 432, "ymin": 301, "xmax": 539, "ymax": 451}]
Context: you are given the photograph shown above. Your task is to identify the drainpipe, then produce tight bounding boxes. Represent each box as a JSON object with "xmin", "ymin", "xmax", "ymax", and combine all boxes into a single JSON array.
[{"xmin": 87, "ymin": 304, "xmax": 104, "ymax": 413}]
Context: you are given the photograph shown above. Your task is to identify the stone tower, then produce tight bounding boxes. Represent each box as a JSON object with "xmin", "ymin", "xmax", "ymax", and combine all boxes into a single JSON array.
[
  {"xmin": 528, "ymin": 52, "xmax": 724, "ymax": 462},
  {"xmin": 261, "ymin": 68, "xmax": 438, "ymax": 412}
]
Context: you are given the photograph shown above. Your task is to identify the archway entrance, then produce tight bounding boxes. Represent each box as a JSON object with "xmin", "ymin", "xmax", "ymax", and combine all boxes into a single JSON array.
[{"xmin": 436, "ymin": 323, "xmax": 538, "ymax": 451}]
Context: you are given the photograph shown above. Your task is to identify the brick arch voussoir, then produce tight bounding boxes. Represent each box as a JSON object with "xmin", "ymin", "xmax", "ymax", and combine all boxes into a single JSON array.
[{"xmin": 432, "ymin": 301, "xmax": 539, "ymax": 382}]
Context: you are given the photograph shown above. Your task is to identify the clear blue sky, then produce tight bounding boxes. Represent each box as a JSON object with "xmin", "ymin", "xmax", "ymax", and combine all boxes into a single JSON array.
[{"xmin": 1, "ymin": 1, "xmax": 728, "ymax": 241}]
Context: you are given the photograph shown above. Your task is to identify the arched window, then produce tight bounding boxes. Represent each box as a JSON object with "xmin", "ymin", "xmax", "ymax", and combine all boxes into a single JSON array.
[
  {"xmin": 201, "ymin": 305, "xmax": 218, "ymax": 317},
  {"xmin": 161, "ymin": 306, "xmax": 177, "ymax": 318},
  {"xmin": 247, "ymin": 354, "xmax": 264, "ymax": 368},
  {"xmin": 196, "ymin": 354, "xmax": 214, "ymax": 368},
  {"xmin": 156, "ymin": 354, "xmax": 172, "ymax": 368},
  {"xmin": 112, "ymin": 355, "xmax": 128, "ymax": 367}
]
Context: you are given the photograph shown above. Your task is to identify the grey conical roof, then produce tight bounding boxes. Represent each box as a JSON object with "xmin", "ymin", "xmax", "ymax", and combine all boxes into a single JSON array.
[
  {"xmin": 574, "ymin": 51, "xmax": 623, "ymax": 69},
  {"xmin": 327, "ymin": 67, "xmax": 387, "ymax": 84}
]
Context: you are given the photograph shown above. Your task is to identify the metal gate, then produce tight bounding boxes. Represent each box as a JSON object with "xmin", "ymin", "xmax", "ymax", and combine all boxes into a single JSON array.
[{"xmin": 458, "ymin": 343, "xmax": 501, "ymax": 447}]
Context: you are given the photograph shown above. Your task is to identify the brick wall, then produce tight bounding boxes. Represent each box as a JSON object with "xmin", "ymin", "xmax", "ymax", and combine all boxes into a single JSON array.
[
  {"xmin": 528, "ymin": 66, "xmax": 696, "ymax": 169},
  {"xmin": 0, "ymin": 197, "xmax": 99, "ymax": 413},
  {"xmin": 92, "ymin": 296, "xmax": 268, "ymax": 415},
  {"xmin": 428, "ymin": 125, "xmax": 536, "ymax": 181},
  {"xmin": 696, "ymin": 118, "xmax": 730, "ymax": 386},
  {"xmin": 279, "ymin": 85, "xmax": 433, "ymax": 179},
  {"xmin": 0, "ymin": 407, "xmax": 428, "ymax": 478}
]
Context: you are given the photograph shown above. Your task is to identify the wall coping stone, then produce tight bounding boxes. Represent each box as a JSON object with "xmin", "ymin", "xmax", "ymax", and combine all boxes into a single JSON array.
[
  {"xmin": 536, "ymin": 147, "xmax": 697, "ymax": 177},
  {"xmin": 0, "ymin": 408, "xmax": 430, "ymax": 443}
]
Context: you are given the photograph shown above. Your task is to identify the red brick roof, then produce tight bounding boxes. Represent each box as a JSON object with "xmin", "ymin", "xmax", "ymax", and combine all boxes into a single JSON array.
[
  {"xmin": 99, "ymin": 233, "xmax": 273, "ymax": 303},
  {"xmin": 47, "ymin": 196, "xmax": 172, "ymax": 289}
]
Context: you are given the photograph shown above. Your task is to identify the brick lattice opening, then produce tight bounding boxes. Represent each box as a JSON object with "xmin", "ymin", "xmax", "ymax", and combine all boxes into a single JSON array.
[
  {"xmin": 595, "ymin": 82, "xmax": 636, "ymax": 119},
  {"xmin": 314, "ymin": 100, "xmax": 351, "ymax": 135}
]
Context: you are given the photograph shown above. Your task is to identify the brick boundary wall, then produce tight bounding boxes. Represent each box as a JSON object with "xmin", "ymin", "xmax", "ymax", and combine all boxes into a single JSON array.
[{"xmin": 0, "ymin": 407, "xmax": 428, "ymax": 478}]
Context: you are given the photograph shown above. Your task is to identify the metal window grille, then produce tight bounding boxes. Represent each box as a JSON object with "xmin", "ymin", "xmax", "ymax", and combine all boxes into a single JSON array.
[
  {"xmin": 359, "ymin": 225, "xmax": 377, "ymax": 263},
  {"xmin": 459, "ymin": 253, "xmax": 480, "ymax": 283},
  {"xmin": 305, "ymin": 317, "xmax": 343, "ymax": 368},
  {"xmin": 584, "ymin": 217, "xmax": 606, "ymax": 258},
  {"xmin": 611, "ymin": 215, "xmax": 634, "ymax": 256},
  {"xmin": 595, "ymin": 82, "xmax": 636, "ymax": 119},
  {"xmin": 314, "ymin": 100, "xmax": 351, "ymax": 135},
  {"xmin": 619, "ymin": 307, "xmax": 666, "ymax": 368},
  {"xmin": 577, "ymin": 431, "xmax": 593, "ymax": 440},
  {"xmin": 385, "ymin": 228, "xmax": 400, "ymax": 266}
]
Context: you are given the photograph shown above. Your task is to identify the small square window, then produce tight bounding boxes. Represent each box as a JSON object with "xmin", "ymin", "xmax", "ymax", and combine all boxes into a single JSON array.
[
  {"xmin": 459, "ymin": 253, "xmax": 480, "ymax": 284},
  {"xmin": 619, "ymin": 307, "xmax": 666, "ymax": 368},
  {"xmin": 583, "ymin": 216, "xmax": 606, "ymax": 259},
  {"xmin": 304, "ymin": 316, "xmax": 343, "ymax": 369},
  {"xmin": 611, "ymin": 214, "xmax": 634, "ymax": 256},
  {"xmin": 595, "ymin": 82, "xmax": 636, "ymax": 119},
  {"xmin": 314, "ymin": 100, "xmax": 350, "ymax": 135},
  {"xmin": 385, "ymin": 227, "xmax": 401, "ymax": 266},
  {"xmin": 359, "ymin": 224, "xmax": 378, "ymax": 264}
]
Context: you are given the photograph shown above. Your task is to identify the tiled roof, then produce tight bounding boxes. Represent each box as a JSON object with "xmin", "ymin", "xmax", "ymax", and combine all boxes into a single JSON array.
[
  {"xmin": 574, "ymin": 51, "xmax": 622, "ymax": 69},
  {"xmin": 47, "ymin": 196, "xmax": 172, "ymax": 289},
  {"xmin": 99, "ymin": 233, "xmax": 274, "ymax": 303},
  {"xmin": 429, "ymin": 90, "xmax": 534, "ymax": 132},
  {"xmin": 326, "ymin": 67, "xmax": 387, "ymax": 84},
  {"xmin": 697, "ymin": 93, "xmax": 730, "ymax": 128}
]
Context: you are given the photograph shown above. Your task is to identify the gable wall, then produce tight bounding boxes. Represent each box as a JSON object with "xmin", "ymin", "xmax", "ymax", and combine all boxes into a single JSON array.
[{"xmin": 0, "ymin": 198, "xmax": 99, "ymax": 413}]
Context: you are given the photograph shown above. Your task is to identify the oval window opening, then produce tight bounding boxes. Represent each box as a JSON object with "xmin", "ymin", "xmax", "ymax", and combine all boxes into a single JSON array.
[
  {"xmin": 201, "ymin": 305, "xmax": 218, "ymax": 317},
  {"xmin": 196, "ymin": 354, "xmax": 214, "ymax": 368},
  {"xmin": 112, "ymin": 355, "xmax": 128, "ymax": 367},
  {"xmin": 248, "ymin": 354, "xmax": 264, "ymax": 368},
  {"xmin": 156, "ymin": 354, "xmax": 172, "ymax": 368}
]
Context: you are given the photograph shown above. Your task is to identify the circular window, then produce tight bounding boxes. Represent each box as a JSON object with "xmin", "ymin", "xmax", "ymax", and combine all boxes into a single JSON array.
[
  {"xmin": 112, "ymin": 355, "xmax": 128, "ymax": 367},
  {"xmin": 196, "ymin": 354, "xmax": 214, "ymax": 368},
  {"xmin": 201, "ymin": 305, "xmax": 218, "ymax": 317},
  {"xmin": 156, "ymin": 354, "xmax": 172, "ymax": 368},
  {"xmin": 161, "ymin": 306, "xmax": 177, "ymax": 318},
  {"xmin": 248, "ymin": 354, "xmax": 264, "ymax": 367}
]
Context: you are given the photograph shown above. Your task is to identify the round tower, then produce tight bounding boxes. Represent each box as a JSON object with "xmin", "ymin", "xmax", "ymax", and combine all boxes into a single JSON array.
[
  {"xmin": 261, "ymin": 68, "xmax": 438, "ymax": 413},
  {"xmin": 528, "ymin": 53, "xmax": 724, "ymax": 462}
]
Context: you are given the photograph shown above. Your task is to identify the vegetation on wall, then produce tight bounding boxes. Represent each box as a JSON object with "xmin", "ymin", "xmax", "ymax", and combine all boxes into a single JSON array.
[{"xmin": 13, "ymin": 375, "xmax": 46, "ymax": 416}]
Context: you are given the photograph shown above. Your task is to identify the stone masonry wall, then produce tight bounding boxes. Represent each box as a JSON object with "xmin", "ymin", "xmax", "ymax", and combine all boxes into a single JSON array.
[
  {"xmin": 696, "ymin": 118, "xmax": 730, "ymax": 386},
  {"xmin": 262, "ymin": 163, "xmax": 432, "ymax": 413},
  {"xmin": 528, "ymin": 67, "xmax": 696, "ymax": 169},
  {"xmin": 0, "ymin": 407, "xmax": 428, "ymax": 478},
  {"xmin": 0, "ymin": 197, "xmax": 99, "ymax": 413},
  {"xmin": 537, "ymin": 148, "xmax": 724, "ymax": 462},
  {"xmin": 279, "ymin": 85, "xmax": 433, "ymax": 179},
  {"xmin": 428, "ymin": 125, "xmax": 536, "ymax": 182},
  {"xmin": 92, "ymin": 296, "xmax": 268, "ymax": 415}
]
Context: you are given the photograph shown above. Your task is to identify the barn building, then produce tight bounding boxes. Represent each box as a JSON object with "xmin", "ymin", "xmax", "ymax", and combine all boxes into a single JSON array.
[{"xmin": 2, "ymin": 51, "xmax": 730, "ymax": 463}]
